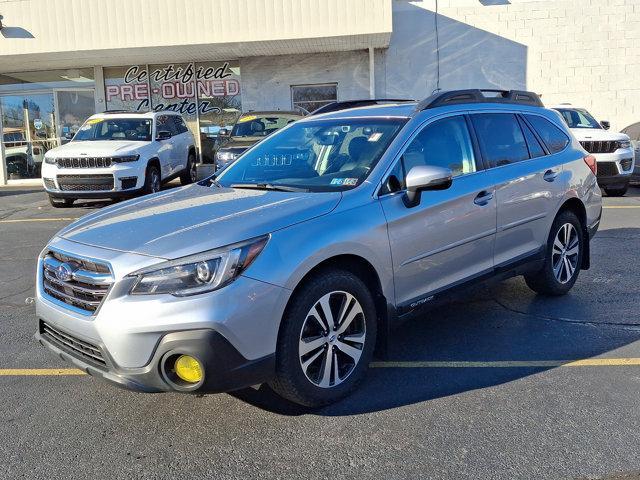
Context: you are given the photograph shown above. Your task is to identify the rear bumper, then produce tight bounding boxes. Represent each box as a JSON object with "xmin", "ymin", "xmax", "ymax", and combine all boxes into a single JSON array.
[{"xmin": 36, "ymin": 324, "xmax": 275, "ymax": 393}]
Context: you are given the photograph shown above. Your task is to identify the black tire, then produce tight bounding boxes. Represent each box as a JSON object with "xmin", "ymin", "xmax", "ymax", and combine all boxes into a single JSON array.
[
  {"xmin": 180, "ymin": 152, "xmax": 198, "ymax": 185},
  {"xmin": 269, "ymin": 269, "xmax": 377, "ymax": 408},
  {"xmin": 143, "ymin": 164, "xmax": 161, "ymax": 195},
  {"xmin": 524, "ymin": 210, "xmax": 584, "ymax": 296},
  {"xmin": 603, "ymin": 185, "xmax": 628, "ymax": 197},
  {"xmin": 48, "ymin": 195, "xmax": 74, "ymax": 208}
]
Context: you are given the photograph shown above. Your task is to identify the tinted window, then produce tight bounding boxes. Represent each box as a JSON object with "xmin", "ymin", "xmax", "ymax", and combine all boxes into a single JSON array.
[
  {"xmin": 173, "ymin": 116, "xmax": 188, "ymax": 134},
  {"xmin": 402, "ymin": 115, "xmax": 477, "ymax": 178},
  {"xmin": 524, "ymin": 114, "xmax": 570, "ymax": 153},
  {"xmin": 518, "ymin": 116, "xmax": 546, "ymax": 158},
  {"xmin": 554, "ymin": 108, "xmax": 600, "ymax": 129},
  {"xmin": 156, "ymin": 114, "xmax": 178, "ymax": 135},
  {"xmin": 471, "ymin": 113, "xmax": 529, "ymax": 167}
]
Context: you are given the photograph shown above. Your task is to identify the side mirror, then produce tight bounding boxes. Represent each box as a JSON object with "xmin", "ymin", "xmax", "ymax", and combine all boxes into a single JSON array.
[
  {"xmin": 404, "ymin": 165, "xmax": 453, "ymax": 207},
  {"xmin": 218, "ymin": 128, "xmax": 229, "ymax": 137},
  {"xmin": 156, "ymin": 130, "xmax": 172, "ymax": 141},
  {"xmin": 600, "ymin": 120, "xmax": 610, "ymax": 130}
]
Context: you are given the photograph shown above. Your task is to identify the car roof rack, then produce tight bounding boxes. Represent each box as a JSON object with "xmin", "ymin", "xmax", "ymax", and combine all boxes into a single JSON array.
[
  {"xmin": 309, "ymin": 99, "xmax": 415, "ymax": 116},
  {"xmin": 416, "ymin": 89, "xmax": 543, "ymax": 110}
]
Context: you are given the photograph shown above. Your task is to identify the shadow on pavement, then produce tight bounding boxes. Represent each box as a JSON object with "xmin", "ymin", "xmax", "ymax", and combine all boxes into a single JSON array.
[{"xmin": 231, "ymin": 227, "xmax": 640, "ymax": 416}]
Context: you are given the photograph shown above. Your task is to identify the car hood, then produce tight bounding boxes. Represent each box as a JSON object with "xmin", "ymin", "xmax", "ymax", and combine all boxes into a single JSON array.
[
  {"xmin": 58, "ymin": 184, "xmax": 342, "ymax": 259},
  {"xmin": 46, "ymin": 140, "xmax": 144, "ymax": 158},
  {"xmin": 568, "ymin": 128, "xmax": 630, "ymax": 142}
]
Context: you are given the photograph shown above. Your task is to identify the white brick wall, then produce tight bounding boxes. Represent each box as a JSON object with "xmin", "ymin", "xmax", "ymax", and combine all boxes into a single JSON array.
[{"xmin": 380, "ymin": 0, "xmax": 640, "ymax": 131}]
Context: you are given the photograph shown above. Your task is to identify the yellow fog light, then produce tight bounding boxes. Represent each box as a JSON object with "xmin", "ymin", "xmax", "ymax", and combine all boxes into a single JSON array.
[{"xmin": 174, "ymin": 355, "xmax": 203, "ymax": 383}]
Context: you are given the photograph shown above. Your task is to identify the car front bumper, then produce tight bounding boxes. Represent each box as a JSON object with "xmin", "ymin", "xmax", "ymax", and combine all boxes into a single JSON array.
[
  {"xmin": 41, "ymin": 161, "xmax": 147, "ymax": 199},
  {"xmin": 35, "ymin": 237, "xmax": 289, "ymax": 393},
  {"xmin": 592, "ymin": 149, "xmax": 634, "ymax": 188}
]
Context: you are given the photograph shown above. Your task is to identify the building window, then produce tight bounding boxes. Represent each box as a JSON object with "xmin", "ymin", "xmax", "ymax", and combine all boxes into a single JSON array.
[{"xmin": 291, "ymin": 83, "xmax": 337, "ymax": 114}]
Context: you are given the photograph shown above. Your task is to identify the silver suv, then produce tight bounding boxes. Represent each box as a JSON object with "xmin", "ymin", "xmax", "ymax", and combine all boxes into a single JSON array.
[{"xmin": 35, "ymin": 90, "xmax": 602, "ymax": 407}]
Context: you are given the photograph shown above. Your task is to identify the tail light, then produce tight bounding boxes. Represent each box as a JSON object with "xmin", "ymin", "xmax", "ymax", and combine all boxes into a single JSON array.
[{"xmin": 583, "ymin": 155, "xmax": 597, "ymax": 175}]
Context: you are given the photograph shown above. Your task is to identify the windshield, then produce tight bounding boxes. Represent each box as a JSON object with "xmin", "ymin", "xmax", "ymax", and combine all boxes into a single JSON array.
[
  {"xmin": 217, "ymin": 118, "xmax": 406, "ymax": 192},
  {"xmin": 555, "ymin": 108, "xmax": 601, "ymax": 129},
  {"xmin": 230, "ymin": 115, "xmax": 300, "ymax": 138},
  {"xmin": 73, "ymin": 118, "xmax": 153, "ymax": 141}
]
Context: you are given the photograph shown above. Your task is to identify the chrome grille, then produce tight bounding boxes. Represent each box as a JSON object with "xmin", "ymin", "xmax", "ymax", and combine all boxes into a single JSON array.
[
  {"xmin": 580, "ymin": 140, "xmax": 618, "ymax": 154},
  {"xmin": 57, "ymin": 157, "xmax": 113, "ymax": 168},
  {"xmin": 57, "ymin": 174, "xmax": 114, "ymax": 192},
  {"xmin": 40, "ymin": 320, "xmax": 106, "ymax": 367},
  {"xmin": 42, "ymin": 252, "xmax": 113, "ymax": 314}
]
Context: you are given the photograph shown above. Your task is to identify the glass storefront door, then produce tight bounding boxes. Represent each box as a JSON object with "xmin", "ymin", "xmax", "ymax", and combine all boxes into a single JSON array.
[
  {"xmin": 1, "ymin": 89, "xmax": 95, "ymax": 179},
  {"xmin": 1, "ymin": 93, "xmax": 56, "ymax": 179}
]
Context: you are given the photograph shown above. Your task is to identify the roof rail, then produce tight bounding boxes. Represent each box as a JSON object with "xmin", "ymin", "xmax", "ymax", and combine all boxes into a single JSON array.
[
  {"xmin": 309, "ymin": 99, "xmax": 415, "ymax": 116},
  {"xmin": 416, "ymin": 89, "xmax": 543, "ymax": 111}
]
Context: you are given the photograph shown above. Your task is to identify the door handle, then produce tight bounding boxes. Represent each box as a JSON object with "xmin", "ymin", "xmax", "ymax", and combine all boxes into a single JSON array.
[
  {"xmin": 474, "ymin": 190, "xmax": 494, "ymax": 206},
  {"xmin": 543, "ymin": 169, "xmax": 559, "ymax": 182}
]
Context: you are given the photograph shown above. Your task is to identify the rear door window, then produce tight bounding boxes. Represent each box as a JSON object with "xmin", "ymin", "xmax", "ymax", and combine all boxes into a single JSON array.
[
  {"xmin": 524, "ymin": 114, "xmax": 570, "ymax": 153},
  {"xmin": 470, "ymin": 113, "xmax": 529, "ymax": 167}
]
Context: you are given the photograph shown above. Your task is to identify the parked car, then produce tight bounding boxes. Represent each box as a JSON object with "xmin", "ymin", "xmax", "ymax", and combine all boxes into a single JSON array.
[
  {"xmin": 35, "ymin": 90, "xmax": 602, "ymax": 407},
  {"xmin": 621, "ymin": 121, "xmax": 640, "ymax": 185},
  {"xmin": 551, "ymin": 104, "xmax": 634, "ymax": 196},
  {"xmin": 214, "ymin": 111, "xmax": 304, "ymax": 170},
  {"xmin": 41, "ymin": 111, "xmax": 197, "ymax": 207}
]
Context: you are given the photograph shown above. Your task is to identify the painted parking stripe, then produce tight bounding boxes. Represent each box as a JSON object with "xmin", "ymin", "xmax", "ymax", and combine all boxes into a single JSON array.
[
  {"xmin": 3, "ymin": 358, "xmax": 640, "ymax": 376},
  {"xmin": 371, "ymin": 358, "xmax": 640, "ymax": 368},
  {"xmin": 0, "ymin": 217, "xmax": 78, "ymax": 224},
  {"xmin": 0, "ymin": 369, "xmax": 86, "ymax": 376}
]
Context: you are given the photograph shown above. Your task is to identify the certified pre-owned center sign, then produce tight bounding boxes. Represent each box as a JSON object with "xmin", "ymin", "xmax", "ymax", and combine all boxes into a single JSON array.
[{"xmin": 104, "ymin": 61, "xmax": 242, "ymax": 117}]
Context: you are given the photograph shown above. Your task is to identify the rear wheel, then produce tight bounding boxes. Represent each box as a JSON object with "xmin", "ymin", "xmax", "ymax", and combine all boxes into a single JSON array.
[
  {"xmin": 143, "ymin": 164, "xmax": 161, "ymax": 195},
  {"xmin": 180, "ymin": 152, "xmax": 197, "ymax": 185},
  {"xmin": 48, "ymin": 195, "xmax": 75, "ymax": 208},
  {"xmin": 603, "ymin": 185, "xmax": 628, "ymax": 197},
  {"xmin": 524, "ymin": 210, "xmax": 584, "ymax": 296},
  {"xmin": 269, "ymin": 269, "xmax": 377, "ymax": 407}
]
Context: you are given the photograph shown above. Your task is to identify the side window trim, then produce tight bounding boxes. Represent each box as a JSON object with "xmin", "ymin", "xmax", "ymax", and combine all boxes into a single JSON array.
[
  {"xmin": 464, "ymin": 113, "xmax": 490, "ymax": 171},
  {"xmin": 377, "ymin": 112, "xmax": 483, "ymax": 197}
]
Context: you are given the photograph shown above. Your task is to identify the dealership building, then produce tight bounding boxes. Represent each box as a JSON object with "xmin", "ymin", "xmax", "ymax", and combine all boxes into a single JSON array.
[{"xmin": 0, "ymin": 0, "xmax": 638, "ymax": 185}]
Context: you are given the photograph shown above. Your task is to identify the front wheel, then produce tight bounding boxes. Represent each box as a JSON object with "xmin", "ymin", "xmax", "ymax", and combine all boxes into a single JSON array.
[
  {"xmin": 269, "ymin": 269, "xmax": 377, "ymax": 407},
  {"xmin": 143, "ymin": 164, "xmax": 161, "ymax": 195},
  {"xmin": 524, "ymin": 210, "xmax": 584, "ymax": 296},
  {"xmin": 180, "ymin": 152, "xmax": 197, "ymax": 185}
]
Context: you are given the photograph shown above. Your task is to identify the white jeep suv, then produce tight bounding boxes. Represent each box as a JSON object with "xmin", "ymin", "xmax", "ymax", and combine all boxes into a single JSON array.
[
  {"xmin": 551, "ymin": 104, "xmax": 634, "ymax": 196},
  {"xmin": 42, "ymin": 111, "xmax": 197, "ymax": 207}
]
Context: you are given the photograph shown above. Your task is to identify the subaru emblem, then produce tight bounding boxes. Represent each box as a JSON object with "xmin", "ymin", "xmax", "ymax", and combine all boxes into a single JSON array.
[{"xmin": 55, "ymin": 262, "xmax": 75, "ymax": 282}]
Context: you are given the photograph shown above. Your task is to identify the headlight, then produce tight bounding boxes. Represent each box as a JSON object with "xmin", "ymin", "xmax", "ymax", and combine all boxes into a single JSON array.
[
  {"xmin": 129, "ymin": 235, "xmax": 269, "ymax": 296},
  {"xmin": 215, "ymin": 151, "xmax": 237, "ymax": 163},
  {"xmin": 112, "ymin": 154, "xmax": 140, "ymax": 163},
  {"xmin": 44, "ymin": 157, "xmax": 57, "ymax": 165},
  {"xmin": 617, "ymin": 140, "xmax": 631, "ymax": 149}
]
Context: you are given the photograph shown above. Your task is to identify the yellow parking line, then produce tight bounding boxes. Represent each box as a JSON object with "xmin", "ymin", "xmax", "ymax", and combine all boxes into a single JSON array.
[
  {"xmin": 0, "ymin": 217, "xmax": 78, "ymax": 224},
  {"xmin": 0, "ymin": 368, "xmax": 86, "ymax": 376},
  {"xmin": 371, "ymin": 358, "xmax": 640, "ymax": 368}
]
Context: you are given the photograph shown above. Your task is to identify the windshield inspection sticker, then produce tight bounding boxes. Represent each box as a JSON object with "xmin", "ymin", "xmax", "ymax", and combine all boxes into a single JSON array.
[
  {"xmin": 343, "ymin": 178, "xmax": 358, "ymax": 186},
  {"xmin": 330, "ymin": 178, "xmax": 345, "ymax": 185},
  {"xmin": 368, "ymin": 132, "xmax": 382, "ymax": 142}
]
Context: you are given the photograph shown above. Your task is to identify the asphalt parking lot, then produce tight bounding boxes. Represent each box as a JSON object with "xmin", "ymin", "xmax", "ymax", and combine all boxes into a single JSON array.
[{"xmin": 1, "ymin": 184, "xmax": 639, "ymax": 480}]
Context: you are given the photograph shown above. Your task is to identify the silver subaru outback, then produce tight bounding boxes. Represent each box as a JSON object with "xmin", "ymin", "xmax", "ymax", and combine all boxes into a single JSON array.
[{"xmin": 35, "ymin": 90, "xmax": 602, "ymax": 407}]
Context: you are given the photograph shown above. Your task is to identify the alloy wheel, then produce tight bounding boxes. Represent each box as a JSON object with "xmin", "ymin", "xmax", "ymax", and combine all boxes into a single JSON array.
[
  {"xmin": 151, "ymin": 170, "xmax": 161, "ymax": 193},
  {"xmin": 298, "ymin": 291, "xmax": 366, "ymax": 388},
  {"xmin": 552, "ymin": 223, "xmax": 579, "ymax": 284}
]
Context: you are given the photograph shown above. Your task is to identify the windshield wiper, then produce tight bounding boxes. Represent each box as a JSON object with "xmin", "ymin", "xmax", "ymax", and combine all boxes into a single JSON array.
[{"xmin": 230, "ymin": 183, "xmax": 308, "ymax": 192}]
